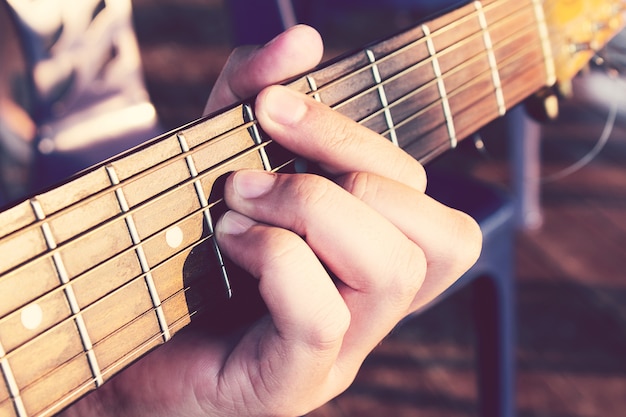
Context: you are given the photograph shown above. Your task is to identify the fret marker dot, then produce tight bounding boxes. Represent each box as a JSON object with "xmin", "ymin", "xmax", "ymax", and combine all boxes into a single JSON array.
[
  {"xmin": 21, "ymin": 304, "xmax": 43, "ymax": 330},
  {"xmin": 166, "ymin": 226, "xmax": 184, "ymax": 248}
]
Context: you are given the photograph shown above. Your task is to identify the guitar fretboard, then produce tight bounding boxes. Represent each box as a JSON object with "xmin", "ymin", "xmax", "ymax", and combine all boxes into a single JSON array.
[{"xmin": 0, "ymin": 0, "xmax": 555, "ymax": 415}]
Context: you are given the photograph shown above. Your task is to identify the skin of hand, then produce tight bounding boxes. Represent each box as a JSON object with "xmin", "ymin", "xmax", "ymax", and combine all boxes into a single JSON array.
[{"xmin": 61, "ymin": 25, "xmax": 482, "ymax": 417}]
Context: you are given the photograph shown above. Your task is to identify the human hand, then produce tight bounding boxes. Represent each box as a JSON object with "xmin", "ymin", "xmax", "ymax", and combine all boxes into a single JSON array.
[{"xmin": 61, "ymin": 25, "xmax": 481, "ymax": 417}]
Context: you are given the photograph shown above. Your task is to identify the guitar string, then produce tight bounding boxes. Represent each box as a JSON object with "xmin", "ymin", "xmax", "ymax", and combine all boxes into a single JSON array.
[
  {"xmin": 0, "ymin": 0, "xmax": 540, "ymax": 376},
  {"xmin": 0, "ymin": 0, "xmax": 530, "ymax": 288},
  {"xmin": 12, "ymin": 7, "xmax": 622, "ymax": 415},
  {"xmin": 3, "ymin": 10, "xmax": 552, "ymax": 417},
  {"xmin": 0, "ymin": 0, "xmax": 540, "ymax": 400},
  {"xmin": 4, "ymin": 54, "xmax": 547, "ymax": 417},
  {"xmin": 0, "ymin": 3, "xmax": 536, "ymax": 338},
  {"xmin": 0, "ymin": 0, "xmax": 527, "ymax": 257},
  {"xmin": 0, "ymin": 0, "xmax": 540, "ymax": 360}
]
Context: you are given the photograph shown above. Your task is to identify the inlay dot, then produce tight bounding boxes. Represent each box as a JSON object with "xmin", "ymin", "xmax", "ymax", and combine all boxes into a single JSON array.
[
  {"xmin": 21, "ymin": 304, "xmax": 43, "ymax": 330},
  {"xmin": 166, "ymin": 226, "xmax": 184, "ymax": 249}
]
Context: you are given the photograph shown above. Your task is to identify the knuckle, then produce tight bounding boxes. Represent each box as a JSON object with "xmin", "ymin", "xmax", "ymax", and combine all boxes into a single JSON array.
[
  {"xmin": 340, "ymin": 171, "xmax": 377, "ymax": 201},
  {"xmin": 380, "ymin": 241, "xmax": 428, "ymax": 306},
  {"xmin": 450, "ymin": 209, "xmax": 483, "ymax": 272},
  {"xmin": 307, "ymin": 302, "xmax": 351, "ymax": 352}
]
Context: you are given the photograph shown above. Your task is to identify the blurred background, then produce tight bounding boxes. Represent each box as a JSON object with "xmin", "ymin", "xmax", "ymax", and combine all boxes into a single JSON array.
[{"xmin": 2, "ymin": 0, "xmax": 626, "ymax": 416}]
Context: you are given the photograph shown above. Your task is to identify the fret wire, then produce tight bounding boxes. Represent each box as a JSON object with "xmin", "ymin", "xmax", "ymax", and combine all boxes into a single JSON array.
[
  {"xmin": 0, "ymin": 136, "xmax": 274, "ymax": 336},
  {"xmin": 334, "ymin": 3, "xmax": 539, "ymax": 137},
  {"xmin": 0, "ymin": 341, "xmax": 27, "ymax": 417},
  {"xmin": 0, "ymin": 0, "xmax": 527, "ymax": 267},
  {"xmin": 1, "ymin": 140, "xmax": 280, "ymax": 360},
  {"xmin": 474, "ymin": 0, "xmax": 506, "ymax": 116},
  {"xmin": 308, "ymin": 0, "xmax": 515, "ymax": 99},
  {"xmin": 531, "ymin": 0, "xmax": 557, "ymax": 86},
  {"xmin": 365, "ymin": 49, "xmax": 399, "ymax": 146},
  {"xmin": 177, "ymin": 132, "xmax": 232, "ymax": 299},
  {"xmin": 42, "ymin": 306, "xmax": 199, "ymax": 417},
  {"xmin": 0, "ymin": 0, "xmax": 552, "ymax": 410},
  {"xmin": 422, "ymin": 23, "xmax": 457, "ymax": 148},
  {"xmin": 396, "ymin": 29, "xmax": 544, "ymax": 135},
  {"xmin": 1, "ymin": 13, "xmax": 540, "ymax": 356},
  {"xmin": 30, "ymin": 198, "xmax": 105, "ymax": 389},
  {"xmin": 0, "ymin": 118, "xmax": 261, "ymax": 319},
  {"xmin": 0, "ymin": 0, "xmax": 541, "ymax": 335},
  {"xmin": 311, "ymin": 0, "xmax": 529, "ymax": 140},
  {"xmin": 306, "ymin": 76, "xmax": 321, "ymax": 102},
  {"xmin": 0, "ymin": 116, "xmax": 257, "ymax": 260},
  {"xmin": 243, "ymin": 104, "xmax": 272, "ymax": 170},
  {"xmin": 0, "ymin": 0, "xmax": 529, "ymax": 289},
  {"xmin": 106, "ymin": 165, "xmax": 171, "ymax": 343}
]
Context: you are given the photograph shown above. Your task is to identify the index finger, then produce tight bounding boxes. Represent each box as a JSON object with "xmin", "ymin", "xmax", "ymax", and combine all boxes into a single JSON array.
[
  {"xmin": 204, "ymin": 25, "xmax": 323, "ymax": 114},
  {"xmin": 255, "ymin": 85, "xmax": 427, "ymax": 192}
]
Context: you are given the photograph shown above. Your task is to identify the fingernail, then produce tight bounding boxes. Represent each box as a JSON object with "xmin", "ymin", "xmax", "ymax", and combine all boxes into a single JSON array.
[
  {"xmin": 217, "ymin": 211, "xmax": 256, "ymax": 235},
  {"xmin": 262, "ymin": 86, "xmax": 308, "ymax": 126},
  {"xmin": 233, "ymin": 169, "xmax": 277, "ymax": 199}
]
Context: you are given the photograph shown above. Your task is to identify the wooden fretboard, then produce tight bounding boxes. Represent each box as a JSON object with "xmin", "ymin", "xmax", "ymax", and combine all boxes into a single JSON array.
[{"xmin": 0, "ymin": 0, "xmax": 562, "ymax": 415}]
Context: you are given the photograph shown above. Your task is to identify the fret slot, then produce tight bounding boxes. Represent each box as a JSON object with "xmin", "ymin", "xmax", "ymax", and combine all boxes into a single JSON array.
[
  {"xmin": 110, "ymin": 134, "xmax": 181, "ymax": 182},
  {"xmin": 495, "ymin": 33, "xmax": 542, "ymax": 73},
  {"xmin": 395, "ymin": 99, "xmax": 448, "ymax": 143},
  {"xmin": 93, "ymin": 310, "xmax": 162, "ymax": 371},
  {"xmin": 72, "ymin": 250, "xmax": 142, "ymax": 309},
  {"xmin": 453, "ymin": 92, "xmax": 501, "ymax": 141},
  {"xmin": 9, "ymin": 320, "xmax": 87, "ymax": 390},
  {"xmin": 36, "ymin": 168, "xmax": 112, "ymax": 216},
  {"xmin": 490, "ymin": 13, "xmax": 539, "ymax": 60},
  {"xmin": 443, "ymin": 53, "xmax": 491, "ymax": 94},
  {"xmin": 372, "ymin": 36, "xmax": 430, "ymax": 81},
  {"xmin": 447, "ymin": 70, "xmax": 499, "ymax": 117},
  {"xmin": 483, "ymin": 0, "xmax": 531, "ymax": 31},
  {"xmin": 501, "ymin": 61, "xmax": 548, "ymax": 108},
  {"xmin": 122, "ymin": 157, "xmax": 192, "ymax": 209},
  {"xmin": 20, "ymin": 353, "xmax": 93, "ymax": 417},
  {"xmin": 142, "ymin": 212, "xmax": 205, "ymax": 269},
  {"xmin": 190, "ymin": 126, "xmax": 261, "ymax": 174},
  {"xmin": 399, "ymin": 123, "xmax": 451, "ymax": 163},
  {"xmin": 47, "ymin": 191, "xmax": 121, "ymax": 244},
  {"xmin": 361, "ymin": 113, "xmax": 390, "ymax": 137},
  {"xmin": 82, "ymin": 278, "xmax": 156, "ymax": 344},
  {"xmin": 161, "ymin": 290, "xmax": 193, "ymax": 330},
  {"xmin": 182, "ymin": 106, "xmax": 248, "ymax": 149},
  {"xmin": 430, "ymin": 11, "xmax": 482, "ymax": 54},
  {"xmin": 307, "ymin": 52, "xmax": 370, "ymax": 89},
  {"xmin": 437, "ymin": 33, "xmax": 486, "ymax": 75},
  {"xmin": 0, "ymin": 257, "xmax": 58, "ymax": 319},
  {"xmin": 0, "ymin": 290, "xmax": 71, "ymax": 353},
  {"xmin": 0, "ymin": 227, "xmax": 47, "ymax": 274},
  {"xmin": 200, "ymin": 150, "xmax": 265, "ymax": 204},
  {"xmin": 427, "ymin": 1, "xmax": 478, "ymax": 33},
  {"xmin": 0, "ymin": 399, "xmax": 17, "ymax": 417},
  {"xmin": 59, "ymin": 218, "xmax": 133, "ymax": 278},
  {"xmin": 314, "ymin": 66, "xmax": 376, "ymax": 108},
  {"xmin": 151, "ymin": 238, "xmax": 217, "ymax": 313},
  {"xmin": 334, "ymin": 88, "xmax": 386, "ymax": 123},
  {"xmin": 0, "ymin": 201, "xmax": 36, "ymax": 239},
  {"xmin": 388, "ymin": 82, "xmax": 441, "ymax": 126},
  {"xmin": 151, "ymin": 247, "xmax": 195, "ymax": 302},
  {"xmin": 131, "ymin": 182, "xmax": 201, "ymax": 243},
  {"xmin": 0, "ymin": 378, "xmax": 8, "ymax": 404},
  {"xmin": 383, "ymin": 62, "xmax": 437, "ymax": 105}
]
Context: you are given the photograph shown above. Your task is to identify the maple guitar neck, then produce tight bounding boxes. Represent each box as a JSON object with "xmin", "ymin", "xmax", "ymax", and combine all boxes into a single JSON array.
[{"xmin": 0, "ymin": 0, "xmax": 623, "ymax": 415}]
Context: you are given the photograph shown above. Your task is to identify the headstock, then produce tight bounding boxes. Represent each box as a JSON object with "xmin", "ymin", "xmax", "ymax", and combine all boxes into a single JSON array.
[{"xmin": 544, "ymin": 0, "xmax": 625, "ymax": 84}]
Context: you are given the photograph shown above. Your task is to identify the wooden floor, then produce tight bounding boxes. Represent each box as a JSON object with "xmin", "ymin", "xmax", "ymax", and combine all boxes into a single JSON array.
[{"xmin": 134, "ymin": 2, "xmax": 626, "ymax": 416}]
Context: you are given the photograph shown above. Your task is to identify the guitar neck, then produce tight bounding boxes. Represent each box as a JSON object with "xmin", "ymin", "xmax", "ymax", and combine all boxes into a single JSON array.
[{"xmin": 0, "ymin": 0, "xmax": 611, "ymax": 414}]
